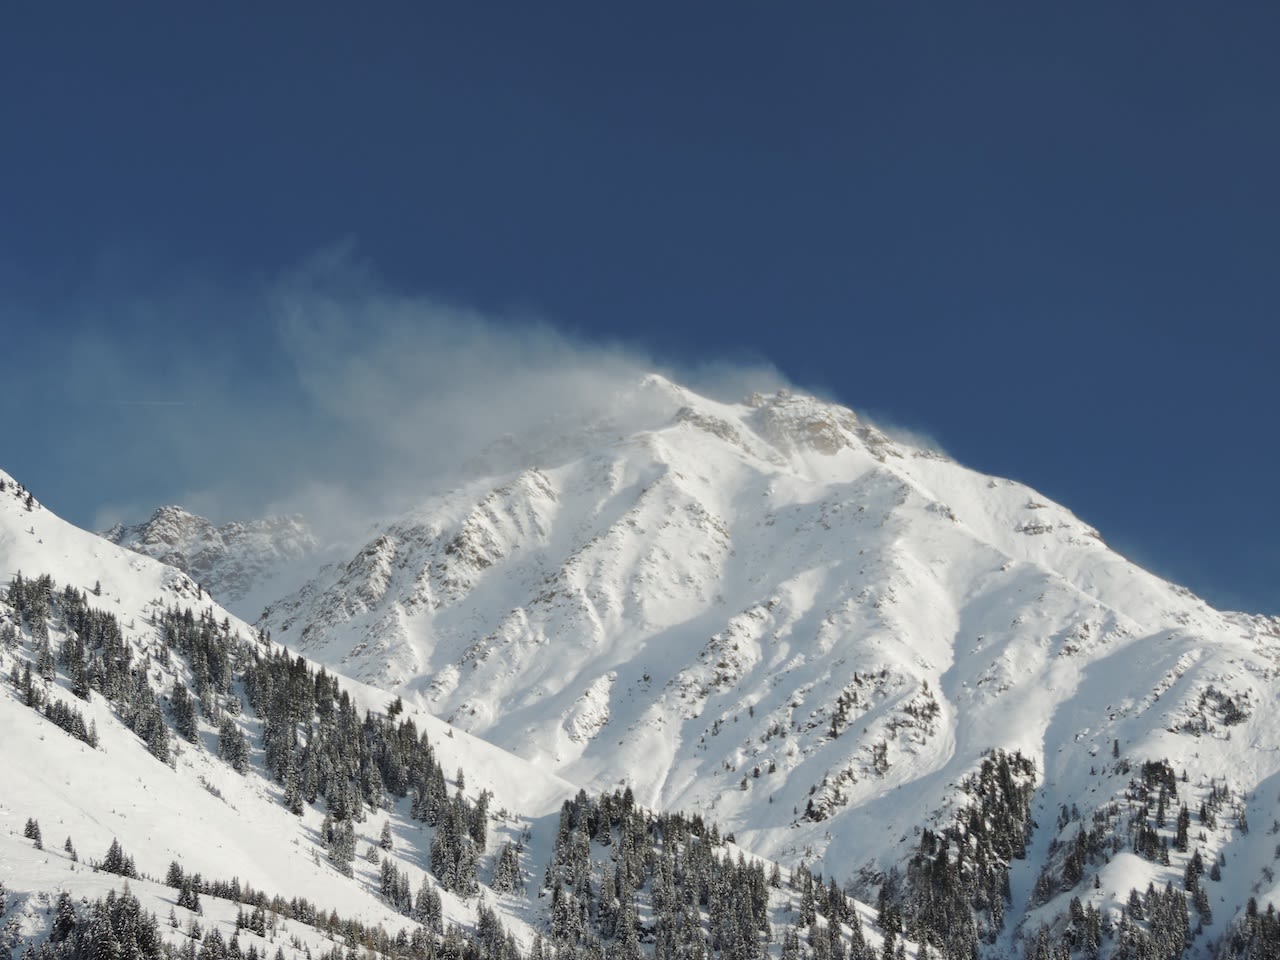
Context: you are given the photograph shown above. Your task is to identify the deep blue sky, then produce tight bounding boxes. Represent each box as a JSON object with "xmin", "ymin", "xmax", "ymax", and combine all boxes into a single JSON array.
[{"xmin": 2, "ymin": 3, "xmax": 1277, "ymax": 613}]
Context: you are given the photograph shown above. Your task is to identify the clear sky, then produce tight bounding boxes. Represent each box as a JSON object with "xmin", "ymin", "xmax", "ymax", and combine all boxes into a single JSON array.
[{"xmin": 1, "ymin": 3, "xmax": 1277, "ymax": 614}]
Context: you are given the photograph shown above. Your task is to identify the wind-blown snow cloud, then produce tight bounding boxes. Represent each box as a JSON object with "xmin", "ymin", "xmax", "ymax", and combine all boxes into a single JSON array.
[
  {"xmin": 856, "ymin": 409, "xmax": 951, "ymax": 460},
  {"xmin": 58, "ymin": 247, "xmax": 787, "ymax": 540},
  {"xmin": 258, "ymin": 249, "xmax": 790, "ymax": 535}
]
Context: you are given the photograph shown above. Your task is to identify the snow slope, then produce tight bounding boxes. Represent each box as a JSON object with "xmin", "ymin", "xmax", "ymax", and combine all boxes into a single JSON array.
[
  {"xmin": 2, "ymin": 465, "xmax": 898, "ymax": 960},
  {"xmin": 0, "ymin": 470, "xmax": 578, "ymax": 953}
]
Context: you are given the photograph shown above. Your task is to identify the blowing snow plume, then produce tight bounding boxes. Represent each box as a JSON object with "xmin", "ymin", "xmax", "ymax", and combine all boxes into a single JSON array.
[
  {"xmin": 46, "ymin": 249, "xmax": 786, "ymax": 542},
  {"xmin": 264, "ymin": 252, "xmax": 789, "ymax": 538}
]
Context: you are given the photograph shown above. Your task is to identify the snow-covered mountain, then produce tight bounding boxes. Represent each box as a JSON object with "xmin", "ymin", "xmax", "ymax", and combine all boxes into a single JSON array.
[
  {"xmin": 103, "ymin": 505, "xmax": 317, "ymax": 617},
  {"xmin": 10, "ymin": 373, "xmax": 1280, "ymax": 958},
  {"xmin": 246, "ymin": 375, "xmax": 1280, "ymax": 955}
]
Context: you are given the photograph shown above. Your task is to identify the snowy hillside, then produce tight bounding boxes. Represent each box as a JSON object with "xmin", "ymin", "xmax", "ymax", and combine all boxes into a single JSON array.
[
  {"xmin": 244, "ymin": 376, "xmax": 1280, "ymax": 957},
  {"xmin": 0, "ymin": 468, "xmax": 900, "ymax": 960},
  {"xmin": 0, "ymin": 471, "xmax": 574, "ymax": 944}
]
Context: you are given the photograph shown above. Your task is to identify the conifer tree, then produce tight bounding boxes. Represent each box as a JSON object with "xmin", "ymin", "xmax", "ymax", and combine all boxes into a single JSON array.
[
  {"xmin": 101, "ymin": 838, "xmax": 138, "ymax": 878},
  {"xmin": 217, "ymin": 716, "xmax": 249, "ymax": 773}
]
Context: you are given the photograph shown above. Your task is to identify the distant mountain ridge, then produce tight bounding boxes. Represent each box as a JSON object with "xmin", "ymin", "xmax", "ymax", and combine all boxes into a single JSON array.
[{"xmin": 103, "ymin": 504, "xmax": 316, "ymax": 613}]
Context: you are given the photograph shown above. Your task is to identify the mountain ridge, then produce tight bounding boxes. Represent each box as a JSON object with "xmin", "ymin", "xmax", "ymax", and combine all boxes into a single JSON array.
[{"xmin": 103, "ymin": 503, "xmax": 318, "ymax": 618}]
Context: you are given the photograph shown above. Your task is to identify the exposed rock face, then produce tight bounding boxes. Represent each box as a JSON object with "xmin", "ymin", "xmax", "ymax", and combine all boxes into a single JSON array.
[{"xmin": 748, "ymin": 389, "xmax": 895, "ymax": 457}]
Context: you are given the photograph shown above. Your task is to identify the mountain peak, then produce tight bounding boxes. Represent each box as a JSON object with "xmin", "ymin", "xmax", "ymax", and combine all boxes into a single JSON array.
[{"xmin": 636, "ymin": 370, "xmax": 688, "ymax": 398}]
